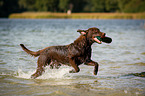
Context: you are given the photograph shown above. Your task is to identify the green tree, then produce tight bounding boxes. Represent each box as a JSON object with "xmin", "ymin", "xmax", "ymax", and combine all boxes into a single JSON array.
[
  {"xmin": 59, "ymin": 0, "xmax": 70, "ymax": 12},
  {"xmin": 83, "ymin": 0, "xmax": 92, "ymax": 12},
  {"xmin": 58, "ymin": 0, "xmax": 87, "ymax": 12},
  {"xmin": 19, "ymin": 0, "xmax": 36, "ymax": 11},
  {"xmin": 35, "ymin": 0, "xmax": 48, "ymax": 11},
  {"xmin": 19, "ymin": 0, "xmax": 59, "ymax": 12},
  {"xmin": 118, "ymin": 0, "xmax": 145, "ymax": 13},
  {"xmin": 0, "ymin": 0, "xmax": 21, "ymax": 17},
  {"xmin": 35, "ymin": 0, "xmax": 59, "ymax": 12},
  {"xmin": 90, "ymin": 0, "xmax": 106, "ymax": 12},
  {"xmin": 71, "ymin": 0, "xmax": 87, "ymax": 12},
  {"xmin": 123, "ymin": 0, "xmax": 145, "ymax": 13},
  {"xmin": 117, "ymin": 0, "xmax": 129, "ymax": 12},
  {"xmin": 47, "ymin": 0, "xmax": 59, "ymax": 12},
  {"xmin": 105, "ymin": 0, "xmax": 119, "ymax": 12}
]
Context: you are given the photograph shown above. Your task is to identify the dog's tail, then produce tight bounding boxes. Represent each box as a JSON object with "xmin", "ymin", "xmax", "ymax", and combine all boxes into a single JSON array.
[{"xmin": 20, "ymin": 44, "xmax": 41, "ymax": 57}]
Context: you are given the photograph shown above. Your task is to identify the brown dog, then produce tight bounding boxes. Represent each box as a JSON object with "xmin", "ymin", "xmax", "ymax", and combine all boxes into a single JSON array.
[{"xmin": 20, "ymin": 27, "xmax": 111, "ymax": 79}]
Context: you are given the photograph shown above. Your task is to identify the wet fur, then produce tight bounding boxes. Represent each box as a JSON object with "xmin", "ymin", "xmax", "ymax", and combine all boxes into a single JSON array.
[{"xmin": 20, "ymin": 27, "xmax": 105, "ymax": 79}]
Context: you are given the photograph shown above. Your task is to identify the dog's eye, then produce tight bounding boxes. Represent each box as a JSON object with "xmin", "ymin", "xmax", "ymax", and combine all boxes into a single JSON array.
[
  {"xmin": 94, "ymin": 32, "xmax": 97, "ymax": 34},
  {"xmin": 95, "ymin": 31, "xmax": 99, "ymax": 34}
]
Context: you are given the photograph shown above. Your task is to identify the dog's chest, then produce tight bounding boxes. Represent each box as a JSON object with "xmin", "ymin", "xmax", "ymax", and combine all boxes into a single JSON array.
[{"xmin": 75, "ymin": 47, "xmax": 92, "ymax": 64}]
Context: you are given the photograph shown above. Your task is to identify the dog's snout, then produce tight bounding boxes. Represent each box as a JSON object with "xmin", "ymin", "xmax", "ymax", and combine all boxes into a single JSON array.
[
  {"xmin": 103, "ymin": 33, "xmax": 106, "ymax": 36},
  {"xmin": 101, "ymin": 33, "xmax": 106, "ymax": 38}
]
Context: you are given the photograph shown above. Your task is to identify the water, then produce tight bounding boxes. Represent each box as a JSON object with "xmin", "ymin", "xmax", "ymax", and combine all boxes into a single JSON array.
[{"xmin": 0, "ymin": 19, "xmax": 145, "ymax": 96}]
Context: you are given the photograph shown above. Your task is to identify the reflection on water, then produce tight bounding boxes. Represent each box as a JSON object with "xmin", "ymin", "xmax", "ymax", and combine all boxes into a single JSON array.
[{"xmin": 0, "ymin": 19, "xmax": 145, "ymax": 96}]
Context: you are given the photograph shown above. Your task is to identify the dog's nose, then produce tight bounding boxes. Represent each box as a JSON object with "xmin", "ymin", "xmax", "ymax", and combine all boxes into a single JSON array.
[
  {"xmin": 104, "ymin": 33, "xmax": 106, "ymax": 36},
  {"xmin": 101, "ymin": 33, "xmax": 106, "ymax": 38}
]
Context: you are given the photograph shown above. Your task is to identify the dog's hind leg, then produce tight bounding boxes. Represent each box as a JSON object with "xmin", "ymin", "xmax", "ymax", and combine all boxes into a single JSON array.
[
  {"xmin": 31, "ymin": 66, "xmax": 44, "ymax": 79},
  {"xmin": 31, "ymin": 55, "xmax": 50, "ymax": 79}
]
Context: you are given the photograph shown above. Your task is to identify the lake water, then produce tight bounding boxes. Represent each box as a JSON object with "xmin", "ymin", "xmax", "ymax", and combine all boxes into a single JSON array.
[{"xmin": 0, "ymin": 19, "xmax": 145, "ymax": 96}]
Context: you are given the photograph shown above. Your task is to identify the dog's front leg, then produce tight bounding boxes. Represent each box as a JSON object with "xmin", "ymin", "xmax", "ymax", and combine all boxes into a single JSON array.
[
  {"xmin": 84, "ymin": 60, "xmax": 99, "ymax": 75},
  {"xmin": 69, "ymin": 58, "xmax": 80, "ymax": 73}
]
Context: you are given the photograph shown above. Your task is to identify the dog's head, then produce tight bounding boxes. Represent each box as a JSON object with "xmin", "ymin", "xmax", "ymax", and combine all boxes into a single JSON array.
[{"xmin": 77, "ymin": 27, "xmax": 112, "ymax": 44}]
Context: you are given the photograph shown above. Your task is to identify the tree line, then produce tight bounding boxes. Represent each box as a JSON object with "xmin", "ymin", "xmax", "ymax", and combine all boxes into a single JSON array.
[{"xmin": 0, "ymin": 0, "xmax": 145, "ymax": 17}]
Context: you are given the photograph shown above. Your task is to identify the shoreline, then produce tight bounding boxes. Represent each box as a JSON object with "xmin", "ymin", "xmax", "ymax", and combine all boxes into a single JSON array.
[{"xmin": 9, "ymin": 12, "xmax": 145, "ymax": 19}]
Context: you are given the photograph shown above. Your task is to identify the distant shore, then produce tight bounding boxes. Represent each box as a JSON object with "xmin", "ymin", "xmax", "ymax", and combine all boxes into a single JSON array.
[{"xmin": 9, "ymin": 12, "xmax": 145, "ymax": 19}]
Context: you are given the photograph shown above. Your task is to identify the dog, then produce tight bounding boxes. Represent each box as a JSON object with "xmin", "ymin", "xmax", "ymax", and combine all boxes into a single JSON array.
[{"xmin": 20, "ymin": 27, "xmax": 112, "ymax": 79}]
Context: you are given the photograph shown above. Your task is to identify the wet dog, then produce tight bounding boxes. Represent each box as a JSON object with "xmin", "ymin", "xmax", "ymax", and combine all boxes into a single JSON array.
[{"xmin": 20, "ymin": 27, "xmax": 112, "ymax": 79}]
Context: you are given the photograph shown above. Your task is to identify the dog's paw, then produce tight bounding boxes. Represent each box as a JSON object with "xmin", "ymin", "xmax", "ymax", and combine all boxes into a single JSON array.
[
  {"xmin": 31, "ymin": 75, "xmax": 36, "ymax": 79},
  {"xmin": 69, "ymin": 69, "xmax": 75, "ymax": 73},
  {"xmin": 31, "ymin": 74, "xmax": 37, "ymax": 79},
  {"xmin": 50, "ymin": 65, "xmax": 53, "ymax": 69},
  {"xmin": 94, "ymin": 71, "xmax": 97, "ymax": 75}
]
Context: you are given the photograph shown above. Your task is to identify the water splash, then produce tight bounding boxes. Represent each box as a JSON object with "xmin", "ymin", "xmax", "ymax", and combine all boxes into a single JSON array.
[
  {"xmin": 15, "ymin": 66, "xmax": 72, "ymax": 80},
  {"xmin": 15, "ymin": 68, "xmax": 35, "ymax": 79}
]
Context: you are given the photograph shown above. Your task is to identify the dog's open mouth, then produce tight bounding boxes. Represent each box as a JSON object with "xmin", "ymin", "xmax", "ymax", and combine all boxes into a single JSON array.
[
  {"xmin": 93, "ymin": 36, "xmax": 112, "ymax": 44},
  {"xmin": 93, "ymin": 36, "xmax": 102, "ymax": 44}
]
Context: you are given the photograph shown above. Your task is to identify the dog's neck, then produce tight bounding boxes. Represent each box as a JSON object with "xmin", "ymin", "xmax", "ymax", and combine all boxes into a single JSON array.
[{"xmin": 73, "ymin": 35, "xmax": 93, "ymax": 47}]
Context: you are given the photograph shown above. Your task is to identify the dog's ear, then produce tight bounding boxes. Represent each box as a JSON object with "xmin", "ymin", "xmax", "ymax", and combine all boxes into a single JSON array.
[{"xmin": 77, "ymin": 29, "xmax": 87, "ymax": 36}]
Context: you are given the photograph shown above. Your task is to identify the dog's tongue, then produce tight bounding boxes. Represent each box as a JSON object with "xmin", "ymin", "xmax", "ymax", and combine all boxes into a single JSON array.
[{"xmin": 93, "ymin": 36, "xmax": 102, "ymax": 44}]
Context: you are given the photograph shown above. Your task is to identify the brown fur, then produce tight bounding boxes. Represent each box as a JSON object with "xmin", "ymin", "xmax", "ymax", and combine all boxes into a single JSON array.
[{"xmin": 20, "ymin": 27, "xmax": 106, "ymax": 79}]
